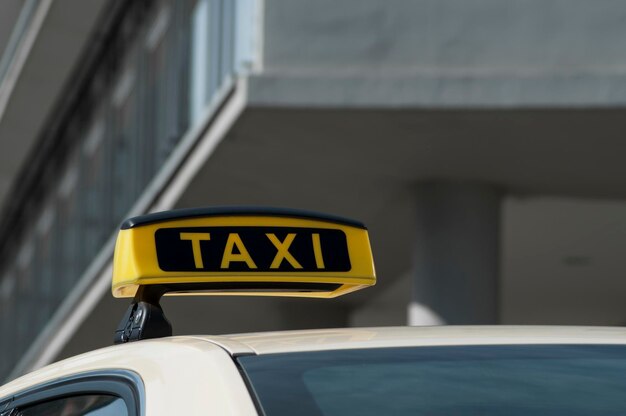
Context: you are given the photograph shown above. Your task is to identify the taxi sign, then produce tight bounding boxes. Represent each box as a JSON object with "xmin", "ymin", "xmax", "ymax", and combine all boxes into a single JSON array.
[{"xmin": 112, "ymin": 207, "xmax": 376, "ymax": 299}]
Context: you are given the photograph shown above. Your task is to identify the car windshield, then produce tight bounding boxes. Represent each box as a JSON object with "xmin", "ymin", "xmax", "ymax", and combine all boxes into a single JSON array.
[{"xmin": 237, "ymin": 344, "xmax": 626, "ymax": 416}]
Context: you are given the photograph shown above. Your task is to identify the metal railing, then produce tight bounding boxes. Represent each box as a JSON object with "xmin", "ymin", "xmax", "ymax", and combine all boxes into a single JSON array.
[{"xmin": 0, "ymin": 0, "xmax": 258, "ymax": 380}]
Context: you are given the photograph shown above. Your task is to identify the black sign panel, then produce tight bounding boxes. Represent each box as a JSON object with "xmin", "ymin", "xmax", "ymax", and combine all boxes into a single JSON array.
[{"xmin": 155, "ymin": 227, "xmax": 351, "ymax": 272}]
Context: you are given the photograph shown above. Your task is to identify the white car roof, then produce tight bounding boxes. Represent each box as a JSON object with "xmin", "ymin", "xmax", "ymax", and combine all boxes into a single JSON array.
[
  {"xmin": 202, "ymin": 325, "xmax": 626, "ymax": 355},
  {"xmin": 3, "ymin": 325, "xmax": 626, "ymax": 408}
]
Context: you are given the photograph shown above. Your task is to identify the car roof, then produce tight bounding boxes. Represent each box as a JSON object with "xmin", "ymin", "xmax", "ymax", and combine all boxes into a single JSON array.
[
  {"xmin": 3, "ymin": 325, "xmax": 626, "ymax": 399},
  {"xmin": 202, "ymin": 325, "xmax": 626, "ymax": 355}
]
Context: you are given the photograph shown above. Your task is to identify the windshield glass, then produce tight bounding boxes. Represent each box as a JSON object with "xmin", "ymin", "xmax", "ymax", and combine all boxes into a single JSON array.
[{"xmin": 237, "ymin": 344, "xmax": 626, "ymax": 416}]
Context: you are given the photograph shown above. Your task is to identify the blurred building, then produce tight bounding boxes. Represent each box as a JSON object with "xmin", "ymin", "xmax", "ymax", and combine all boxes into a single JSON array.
[{"xmin": 2, "ymin": 0, "xmax": 626, "ymax": 381}]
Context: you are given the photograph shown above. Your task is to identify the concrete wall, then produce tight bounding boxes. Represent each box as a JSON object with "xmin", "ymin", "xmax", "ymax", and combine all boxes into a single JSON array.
[
  {"xmin": 264, "ymin": 0, "xmax": 626, "ymax": 74},
  {"xmin": 253, "ymin": 0, "xmax": 626, "ymax": 107}
]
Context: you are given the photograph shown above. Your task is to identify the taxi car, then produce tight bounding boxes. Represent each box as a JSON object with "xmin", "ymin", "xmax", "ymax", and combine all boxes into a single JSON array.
[{"xmin": 1, "ymin": 207, "xmax": 626, "ymax": 415}]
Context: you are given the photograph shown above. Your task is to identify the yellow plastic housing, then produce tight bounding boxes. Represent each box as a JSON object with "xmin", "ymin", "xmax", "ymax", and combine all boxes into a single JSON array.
[{"xmin": 112, "ymin": 209, "xmax": 376, "ymax": 298}]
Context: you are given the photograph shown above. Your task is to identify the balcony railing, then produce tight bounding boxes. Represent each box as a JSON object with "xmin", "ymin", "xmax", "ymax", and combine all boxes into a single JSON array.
[{"xmin": 0, "ymin": 0, "xmax": 259, "ymax": 380}]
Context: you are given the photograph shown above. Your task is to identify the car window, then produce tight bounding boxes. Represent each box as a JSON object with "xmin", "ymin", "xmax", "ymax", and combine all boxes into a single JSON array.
[
  {"xmin": 17, "ymin": 394, "xmax": 128, "ymax": 416},
  {"xmin": 238, "ymin": 344, "xmax": 626, "ymax": 416}
]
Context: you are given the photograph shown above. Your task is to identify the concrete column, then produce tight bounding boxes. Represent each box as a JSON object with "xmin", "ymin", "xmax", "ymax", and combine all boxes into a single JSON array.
[{"xmin": 411, "ymin": 183, "xmax": 500, "ymax": 325}]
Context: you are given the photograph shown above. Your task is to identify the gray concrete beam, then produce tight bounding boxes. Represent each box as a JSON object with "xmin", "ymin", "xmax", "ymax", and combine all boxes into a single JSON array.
[
  {"xmin": 264, "ymin": 0, "xmax": 626, "ymax": 74},
  {"xmin": 249, "ymin": 73, "xmax": 626, "ymax": 108},
  {"xmin": 257, "ymin": 0, "xmax": 626, "ymax": 108}
]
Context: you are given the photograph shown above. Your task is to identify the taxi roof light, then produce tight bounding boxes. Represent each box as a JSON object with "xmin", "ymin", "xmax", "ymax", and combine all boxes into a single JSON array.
[{"xmin": 112, "ymin": 207, "xmax": 376, "ymax": 343}]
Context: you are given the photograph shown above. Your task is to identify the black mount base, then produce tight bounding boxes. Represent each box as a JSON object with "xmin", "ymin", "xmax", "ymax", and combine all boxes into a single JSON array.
[{"xmin": 114, "ymin": 286, "xmax": 172, "ymax": 344}]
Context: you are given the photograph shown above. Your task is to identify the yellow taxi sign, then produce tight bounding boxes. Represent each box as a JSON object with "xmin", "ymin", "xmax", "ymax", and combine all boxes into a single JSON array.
[{"xmin": 112, "ymin": 207, "xmax": 376, "ymax": 298}]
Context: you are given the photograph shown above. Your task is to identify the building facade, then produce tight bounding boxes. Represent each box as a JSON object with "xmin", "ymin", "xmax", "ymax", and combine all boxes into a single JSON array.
[{"xmin": 2, "ymin": 0, "xmax": 626, "ymax": 381}]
